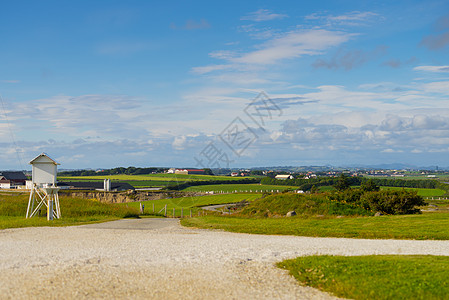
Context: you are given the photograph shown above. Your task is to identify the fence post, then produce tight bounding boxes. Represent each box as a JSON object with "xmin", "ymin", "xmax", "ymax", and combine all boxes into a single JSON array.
[
  {"xmin": 181, "ymin": 208, "xmax": 183, "ymax": 218},
  {"xmin": 153, "ymin": 203, "xmax": 155, "ymax": 213},
  {"xmin": 164, "ymin": 204, "xmax": 167, "ymax": 217},
  {"xmin": 173, "ymin": 208, "xmax": 175, "ymax": 218}
]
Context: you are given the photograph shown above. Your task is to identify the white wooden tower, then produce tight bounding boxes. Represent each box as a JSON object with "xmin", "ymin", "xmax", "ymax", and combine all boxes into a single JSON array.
[{"xmin": 26, "ymin": 153, "xmax": 61, "ymax": 220}]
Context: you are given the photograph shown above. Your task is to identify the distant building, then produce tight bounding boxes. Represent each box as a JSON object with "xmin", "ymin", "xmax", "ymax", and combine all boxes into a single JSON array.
[
  {"xmin": 0, "ymin": 171, "xmax": 27, "ymax": 189},
  {"xmin": 275, "ymin": 174, "xmax": 294, "ymax": 180},
  {"xmin": 167, "ymin": 168, "xmax": 176, "ymax": 174},
  {"xmin": 231, "ymin": 172, "xmax": 239, "ymax": 177},
  {"xmin": 175, "ymin": 169, "xmax": 205, "ymax": 175}
]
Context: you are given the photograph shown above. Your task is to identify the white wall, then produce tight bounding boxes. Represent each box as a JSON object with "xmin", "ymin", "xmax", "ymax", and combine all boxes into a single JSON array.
[
  {"xmin": 32, "ymin": 163, "xmax": 57, "ymax": 186},
  {"xmin": 0, "ymin": 183, "xmax": 11, "ymax": 189}
]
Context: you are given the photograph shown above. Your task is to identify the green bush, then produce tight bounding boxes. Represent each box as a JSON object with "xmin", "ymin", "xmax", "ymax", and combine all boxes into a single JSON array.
[
  {"xmin": 359, "ymin": 190, "xmax": 425, "ymax": 215},
  {"xmin": 329, "ymin": 189, "xmax": 425, "ymax": 215}
]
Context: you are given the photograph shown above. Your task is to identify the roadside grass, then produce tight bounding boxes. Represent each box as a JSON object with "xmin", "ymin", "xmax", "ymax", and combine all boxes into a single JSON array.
[
  {"xmin": 123, "ymin": 193, "xmax": 262, "ymax": 217},
  {"xmin": 0, "ymin": 193, "xmax": 139, "ymax": 230},
  {"xmin": 181, "ymin": 213, "xmax": 449, "ymax": 240},
  {"xmin": 182, "ymin": 184, "xmax": 297, "ymax": 192},
  {"xmin": 278, "ymin": 255, "xmax": 449, "ymax": 300}
]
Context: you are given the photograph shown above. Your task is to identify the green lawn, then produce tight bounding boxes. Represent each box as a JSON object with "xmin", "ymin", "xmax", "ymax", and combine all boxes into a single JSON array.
[
  {"xmin": 123, "ymin": 193, "xmax": 262, "ymax": 217},
  {"xmin": 278, "ymin": 255, "xmax": 449, "ymax": 300},
  {"xmin": 182, "ymin": 184, "xmax": 296, "ymax": 192},
  {"xmin": 181, "ymin": 213, "xmax": 449, "ymax": 240}
]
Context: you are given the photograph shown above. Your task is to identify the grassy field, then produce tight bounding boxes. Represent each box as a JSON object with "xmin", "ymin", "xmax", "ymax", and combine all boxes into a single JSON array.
[
  {"xmin": 59, "ymin": 173, "xmax": 251, "ymax": 182},
  {"xmin": 123, "ymin": 193, "xmax": 262, "ymax": 217},
  {"xmin": 278, "ymin": 255, "xmax": 449, "ymax": 300},
  {"xmin": 0, "ymin": 192, "xmax": 139, "ymax": 229},
  {"xmin": 182, "ymin": 184, "xmax": 297, "ymax": 192},
  {"xmin": 181, "ymin": 212, "xmax": 449, "ymax": 240},
  {"xmin": 58, "ymin": 174, "xmax": 258, "ymax": 188}
]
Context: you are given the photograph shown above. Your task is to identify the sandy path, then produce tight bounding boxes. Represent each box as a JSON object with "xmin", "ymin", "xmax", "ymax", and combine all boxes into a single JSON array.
[{"xmin": 1, "ymin": 218, "xmax": 449, "ymax": 299}]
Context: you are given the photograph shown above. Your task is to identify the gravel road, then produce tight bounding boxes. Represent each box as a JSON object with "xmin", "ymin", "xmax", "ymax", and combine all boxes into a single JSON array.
[{"xmin": 1, "ymin": 218, "xmax": 449, "ymax": 299}]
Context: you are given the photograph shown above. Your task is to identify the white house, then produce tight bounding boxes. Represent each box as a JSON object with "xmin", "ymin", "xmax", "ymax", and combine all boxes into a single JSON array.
[{"xmin": 275, "ymin": 174, "xmax": 294, "ymax": 180}]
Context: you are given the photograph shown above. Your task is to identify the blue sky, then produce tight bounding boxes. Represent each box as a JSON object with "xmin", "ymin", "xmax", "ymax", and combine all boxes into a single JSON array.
[{"xmin": 1, "ymin": 0, "xmax": 449, "ymax": 169}]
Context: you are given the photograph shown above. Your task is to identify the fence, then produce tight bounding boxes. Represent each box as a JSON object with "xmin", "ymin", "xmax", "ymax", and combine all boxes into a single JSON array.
[{"xmin": 151, "ymin": 203, "xmax": 217, "ymax": 218}]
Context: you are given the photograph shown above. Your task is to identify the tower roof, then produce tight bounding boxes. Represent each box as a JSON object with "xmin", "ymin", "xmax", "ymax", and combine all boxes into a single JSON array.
[{"xmin": 29, "ymin": 153, "xmax": 60, "ymax": 165}]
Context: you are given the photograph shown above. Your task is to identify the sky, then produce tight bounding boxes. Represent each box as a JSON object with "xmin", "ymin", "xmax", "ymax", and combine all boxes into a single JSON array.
[{"xmin": 1, "ymin": 0, "xmax": 449, "ymax": 170}]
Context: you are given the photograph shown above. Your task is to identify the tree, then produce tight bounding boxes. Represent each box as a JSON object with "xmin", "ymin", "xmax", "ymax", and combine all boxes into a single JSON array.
[
  {"xmin": 203, "ymin": 168, "xmax": 214, "ymax": 175},
  {"xmin": 334, "ymin": 174, "xmax": 351, "ymax": 191},
  {"xmin": 361, "ymin": 179, "xmax": 380, "ymax": 192}
]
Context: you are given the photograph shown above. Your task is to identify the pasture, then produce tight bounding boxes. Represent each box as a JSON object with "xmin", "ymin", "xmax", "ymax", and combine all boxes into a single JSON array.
[
  {"xmin": 59, "ymin": 173, "xmax": 251, "ymax": 182},
  {"xmin": 58, "ymin": 173, "xmax": 258, "ymax": 188}
]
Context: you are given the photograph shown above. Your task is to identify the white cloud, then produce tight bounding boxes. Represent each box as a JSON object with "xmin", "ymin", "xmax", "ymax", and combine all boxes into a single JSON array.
[
  {"xmin": 423, "ymin": 81, "xmax": 449, "ymax": 95},
  {"xmin": 172, "ymin": 135, "xmax": 186, "ymax": 150},
  {"xmin": 232, "ymin": 29, "xmax": 354, "ymax": 65},
  {"xmin": 414, "ymin": 65, "xmax": 449, "ymax": 73},
  {"xmin": 191, "ymin": 64, "xmax": 234, "ymax": 74},
  {"xmin": 305, "ymin": 11, "xmax": 380, "ymax": 26},
  {"xmin": 241, "ymin": 9, "xmax": 287, "ymax": 22}
]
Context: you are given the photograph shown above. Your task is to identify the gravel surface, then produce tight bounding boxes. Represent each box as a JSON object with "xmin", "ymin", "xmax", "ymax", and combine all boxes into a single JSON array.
[{"xmin": 1, "ymin": 218, "xmax": 449, "ymax": 299}]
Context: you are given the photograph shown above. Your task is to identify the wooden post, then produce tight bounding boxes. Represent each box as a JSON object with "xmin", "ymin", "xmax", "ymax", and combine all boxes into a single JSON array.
[
  {"xmin": 47, "ymin": 198, "xmax": 53, "ymax": 221},
  {"xmin": 164, "ymin": 204, "xmax": 167, "ymax": 217},
  {"xmin": 173, "ymin": 208, "xmax": 175, "ymax": 218},
  {"xmin": 152, "ymin": 203, "xmax": 155, "ymax": 213},
  {"xmin": 181, "ymin": 208, "xmax": 183, "ymax": 218}
]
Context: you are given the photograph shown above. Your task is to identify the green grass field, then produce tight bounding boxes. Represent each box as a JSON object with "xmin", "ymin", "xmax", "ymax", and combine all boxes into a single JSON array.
[
  {"xmin": 181, "ymin": 212, "xmax": 449, "ymax": 240},
  {"xmin": 123, "ymin": 193, "xmax": 262, "ymax": 217},
  {"xmin": 278, "ymin": 255, "xmax": 449, "ymax": 300},
  {"xmin": 182, "ymin": 184, "xmax": 297, "ymax": 192},
  {"xmin": 58, "ymin": 173, "xmax": 258, "ymax": 188},
  {"xmin": 0, "ymin": 193, "xmax": 139, "ymax": 230},
  {"xmin": 59, "ymin": 173, "xmax": 251, "ymax": 182}
]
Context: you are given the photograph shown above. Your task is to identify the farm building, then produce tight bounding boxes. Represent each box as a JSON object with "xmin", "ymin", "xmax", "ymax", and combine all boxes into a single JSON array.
[
  {"xmin": 275, "ymin": 174, "xmax": 294, "ymax": 180},
  {"xmin": 0, "ymin": 171, "xmax": 27, "ymax": 188},
  {"xmin": 175, "ymin": 169, "xmax": 205, "ymax": 175}
]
